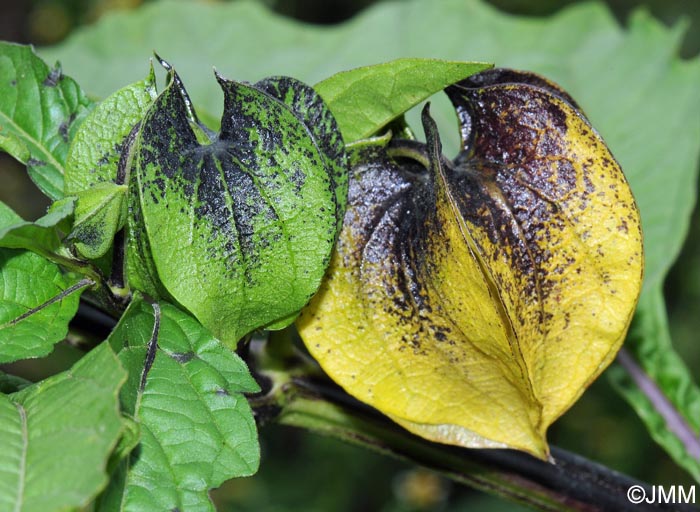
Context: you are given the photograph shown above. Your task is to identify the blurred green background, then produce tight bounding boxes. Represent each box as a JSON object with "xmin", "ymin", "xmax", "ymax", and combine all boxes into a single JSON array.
[{"xmin": 0, "ymin": 1, "xmax": 698, "ymax": 511}]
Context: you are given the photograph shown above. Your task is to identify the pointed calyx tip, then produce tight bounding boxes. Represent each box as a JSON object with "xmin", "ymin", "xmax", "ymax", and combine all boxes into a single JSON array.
[{"xmin": 153, "ymin": 51, "xmax": 172, "ymax": 72}]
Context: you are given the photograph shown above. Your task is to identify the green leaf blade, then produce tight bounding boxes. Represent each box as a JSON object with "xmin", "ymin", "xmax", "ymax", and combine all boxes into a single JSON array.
[
  {"xmin": 0, "ymin": 42, "xmax": 94, "ymax": 200},
  {"xmin": 0, "ymin": 372, "xmax": 31, "ymax": 394},
  {"xmin": 0, "ymin": 343, "xmax": 126, "ymax": 512},
  {"xmin": 0, "ymin": 199, "xmax": 87, "ymax": 364},
  {"xmin": 105, "ymin": 298, "xmax": 259, "ymax": 511},
  {"xmin": 0, "ymin": 395, "xmax": 24, "ymax": 512},
  {"xmin": 314, "ymin": 58, "xmax": 491, "ymax": 142},
  {"xmin": 0, "ymin": 199, "xmax": 75, "ymax": 258},
  {"xmin": 0, "ymin": 133, "xmax": 30, "ymax": 162},
  {"xmin": 0, "ymin": 249, "xmax": 87, "ymax": 363}
]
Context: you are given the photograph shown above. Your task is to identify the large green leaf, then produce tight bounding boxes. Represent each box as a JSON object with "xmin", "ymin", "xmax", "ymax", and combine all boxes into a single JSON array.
[
  {"xmin": 129, "ymin": 70, "xmax": 346, "ymax": 345},
  {"xmin": 314, "ymin": 58, "xmax": 490, "ymax": 142},
  {"xmin": 0, "ymin": 343, "xmax": 127, "ymax": 512},
  {"xmin": 0, "ymin": 42, "xmax": 93, "ymax": 200},
  {"xmin": 101, "ymin": 297, "xmax": 259, "ymax": 511}
]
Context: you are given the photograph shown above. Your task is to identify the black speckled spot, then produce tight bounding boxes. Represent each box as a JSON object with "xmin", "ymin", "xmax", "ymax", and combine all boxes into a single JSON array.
[
  {"xmin": 27, "ymin": 158, "xmax": 47, "ymax": 168},
  {"xmin": 58, "ymin": 113, "xmax": 76, "ymax": 144},
  {"xmin": 169, "ymin": 351, "xmax": 196, "ymax": 363},
  {"xmin": 43, "ymin": 66, "xmax": 62, "ymax": 87}
]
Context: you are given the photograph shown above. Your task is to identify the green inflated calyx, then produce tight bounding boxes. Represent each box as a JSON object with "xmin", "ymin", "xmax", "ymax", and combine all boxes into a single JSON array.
[{"xmin": 128, "ymin": 65, "xmax": 347, "ymax": 346}]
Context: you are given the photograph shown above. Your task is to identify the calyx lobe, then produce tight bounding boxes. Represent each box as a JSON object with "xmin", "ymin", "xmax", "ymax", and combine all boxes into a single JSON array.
[{"xmin": 129, "ymin": 66, "xmax": 347, "ymax": 345}]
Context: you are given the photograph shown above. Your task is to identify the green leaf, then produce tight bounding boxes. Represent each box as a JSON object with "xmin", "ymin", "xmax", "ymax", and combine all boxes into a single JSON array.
[
  {"xmin": 64, "ymin": 66, "xmax": 157, "ymax": 194},
  {"xmin": 0, "ymin": 247, "xmax": 89, "ymax": 363},
  {"xmin": 0, "ymin": 199, "xmax": 75, "ymax": 258},
  {"xmin": 102, "ymin": 297, "xmax": 259, "ymax": 511},
  {"xmin": 69, "ymin": 183, "xmax": 127, "ymax": 260},
  {"xmin": 0, "ymin": 372, "xmax": 31, "ymax": 394},
  {"xmin": 0, "ymin": 201, "xmax": 26, "ymax": 229},
  {"xmin": 0, "ymin": 342, "xmax": 127, "ymax": 512},
  {"xmin": 96, "ymin": 415, "xmax": 140, "ymax": 510},
  {"xmin": 0, "ymin": 133, "xmax": 29, "ymax": 162},
  {"xmin": 130, "ymin": 71, "xmax": 346, "ymax": 345},
  {"xmin": 0, "ymin": 201, "xmax": 88, "ymax": 363},
  {"xmin": 0, "ymin": 42, "xmax": 93, "ymax": 200},
  {"xmin": 314, "ymin": 58, "xmax": 490, "ymax": 142},
  {"xmin": 609, "ymin": 289, "xmax": 700, "ymax": 483}
]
